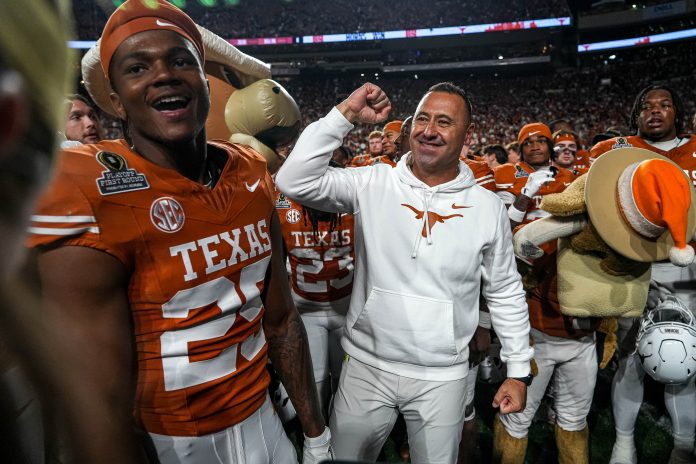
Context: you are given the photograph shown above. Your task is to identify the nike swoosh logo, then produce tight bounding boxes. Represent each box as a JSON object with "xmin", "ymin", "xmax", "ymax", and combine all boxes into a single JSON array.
[
  {"xmin": 245, "ymin": 179, "xmax": 261, "ymax": 192},
  {"xmin": 529, "ymin": 131, "xmax": 541, "ymax": 136},
  {"xmin": 451, "ymin": 204, "xmax": 471, "ymax": 209},
  {"xmin": 156, "ymin": 19, "xmax": 178, "ymax": 28}
]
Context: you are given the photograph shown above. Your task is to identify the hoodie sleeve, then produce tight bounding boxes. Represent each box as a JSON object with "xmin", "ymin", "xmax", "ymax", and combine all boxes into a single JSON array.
[
  {"xmin": 275, "ymin": 107, "xmax": 370, "ymax": 214},
  {"xmin": 480, "ymin": 202, "xmax": 534, "ymax": 377}
]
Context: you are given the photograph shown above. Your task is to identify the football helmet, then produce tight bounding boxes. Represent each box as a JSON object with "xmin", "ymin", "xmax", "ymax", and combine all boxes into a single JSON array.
[
  {"xmin": 636, "ymin": 296, "xmax": 696, "ymax": 384},
  {"xmin": 478, "ymin": 341, "xmax": 507, "ymax": 384}
]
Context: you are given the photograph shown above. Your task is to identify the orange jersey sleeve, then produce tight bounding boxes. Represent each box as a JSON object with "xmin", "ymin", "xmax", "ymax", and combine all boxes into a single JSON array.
[
  {"xmin": 366, "ymin": 155, "xmax": 397, "ymax": 167},
  {"xmin": 350, "ymin": 154, "xmax": 372, "ymax": 167},
  {"xmin": 276, "ymin": 193, "xmax": 354, "ymax": 308},
  {"xmin": 463, "ymin": 158, "xmax": 496, "ymax": 191},
  {"xmin": 28, "ymin": 140, "xmax": 276, "ymax": 436}
]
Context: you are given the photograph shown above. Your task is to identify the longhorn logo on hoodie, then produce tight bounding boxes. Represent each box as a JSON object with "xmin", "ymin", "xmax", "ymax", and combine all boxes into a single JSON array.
[{"xmin": 401, "ymin": 204, "xmax": 470, "ymax": 237}]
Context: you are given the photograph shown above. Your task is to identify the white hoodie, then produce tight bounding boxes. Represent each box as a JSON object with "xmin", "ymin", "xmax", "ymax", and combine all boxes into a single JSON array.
[{"xmin": 276, "ymin": 108, "xmax": 532, "ymax": 381}]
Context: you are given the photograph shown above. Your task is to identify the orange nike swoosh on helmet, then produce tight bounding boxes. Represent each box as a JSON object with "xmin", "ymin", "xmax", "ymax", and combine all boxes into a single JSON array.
[{"xmin": 451, "ymin": 204, "xmax": 471, "ymax": 209}]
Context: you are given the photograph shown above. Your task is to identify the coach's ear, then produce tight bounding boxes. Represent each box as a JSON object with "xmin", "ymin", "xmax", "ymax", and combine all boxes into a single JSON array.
[{"xmin": 0, "ymin": 69, "xmax": 28, "ymax": 161}]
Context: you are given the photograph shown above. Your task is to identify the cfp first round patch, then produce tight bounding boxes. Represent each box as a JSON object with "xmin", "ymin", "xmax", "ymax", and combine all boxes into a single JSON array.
[{"xmin": 151, "ymin": 197, "xmax": 185, "ymax": 233}]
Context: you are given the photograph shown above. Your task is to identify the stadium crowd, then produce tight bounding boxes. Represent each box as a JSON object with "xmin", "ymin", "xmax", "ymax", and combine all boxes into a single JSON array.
[
  {"xmin": 72, "ymin": 0, "xmax": 570, "ymax": 40},
  {"xmin": 275, "ymin": 42, "xmax": 696, "ymax": 158}
]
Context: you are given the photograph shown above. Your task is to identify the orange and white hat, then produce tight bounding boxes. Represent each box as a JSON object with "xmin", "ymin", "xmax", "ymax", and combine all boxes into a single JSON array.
[
  {"xmin": 586, "ymin": 147, "xmax": 696, "ymax": 266},
  {"xmin": 518, "ymin": 122, "xmax": 552, "ymax": 145},
  {"xmin": 552, "ymin": 130, "xmax": 578, "ymax": 145},
  {"xmin": 81, "ymin": 2, "xmax": 271, "ymax": 118},
  {"xmin": 383, "ymin": 120, "xmax": 403, "ymax": 134},
  {"xmin": 100, "ymin": 0, "xmax": 204, "ymax": 79}
]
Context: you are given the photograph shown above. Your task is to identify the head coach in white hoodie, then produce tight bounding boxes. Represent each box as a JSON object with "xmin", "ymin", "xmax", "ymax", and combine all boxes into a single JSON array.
[{"xmin": 275, "ymin": 82, "xmax": 534, "ymax": 463}]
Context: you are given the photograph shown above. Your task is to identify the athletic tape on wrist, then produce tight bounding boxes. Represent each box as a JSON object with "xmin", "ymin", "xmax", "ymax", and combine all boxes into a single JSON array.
[{"xmin": 507, "ymin": 204, "xmax": 526, "ymax": 223}]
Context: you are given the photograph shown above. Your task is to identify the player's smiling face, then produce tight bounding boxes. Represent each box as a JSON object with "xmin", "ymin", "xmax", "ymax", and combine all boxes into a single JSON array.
[{"xmin": 109, "ymin": 29, "xmax": 210, "ymax": 147}]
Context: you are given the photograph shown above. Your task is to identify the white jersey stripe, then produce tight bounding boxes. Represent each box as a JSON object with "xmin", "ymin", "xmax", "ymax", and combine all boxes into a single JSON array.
[
  {"xmin": 31, "ymin": 215, "xmax": 97, "ymax": 223},
  {"xmin": 28, "ymin": 226, "xmax": 100, "ymax": 235}
]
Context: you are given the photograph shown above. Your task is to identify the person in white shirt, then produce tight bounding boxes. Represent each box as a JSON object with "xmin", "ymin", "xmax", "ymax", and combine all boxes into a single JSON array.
[{"xmin": 276, "ymin": 82, "xmax": 534, "ymax": 463}]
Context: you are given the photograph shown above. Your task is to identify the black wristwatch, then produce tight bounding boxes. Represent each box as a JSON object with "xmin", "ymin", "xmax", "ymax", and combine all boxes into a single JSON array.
[{"xmin": 510, "ymin": 374, "xmax": 533, "ymax": 386}]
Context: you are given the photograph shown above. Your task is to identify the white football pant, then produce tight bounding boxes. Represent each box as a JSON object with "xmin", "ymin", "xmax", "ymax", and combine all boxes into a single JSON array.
[
  {"xmin": 148, "ymin": 395, "xmax": 297, "ymax": 464},
  {"xmin": 500, "ymin": 328, "xmax": 597, "ymax": 438}
]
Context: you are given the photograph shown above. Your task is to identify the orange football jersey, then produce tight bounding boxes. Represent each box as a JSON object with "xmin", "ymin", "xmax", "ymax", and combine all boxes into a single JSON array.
[
  {"xmin": 590, "ymin": 135, "xmax": 696, "ymax": 187},
  {"xmin": 349, "ymin": 153, "xmax": 373, "ymax": 167},
  {"xmin": 494, "ymin": 162, "xmax": 576, "ymax": 223},
  {"xmin": 462, "ymin": 157, "xmax": 496, "ymax": 191},
  {"xmin": 28, "ymin": 140, "xmax": 275, "ymax": 436},
  {"xmin": 574, "ymin": 149, "xmax": 591, "ymax": 170},
  {"xmin": 366, "ymin": 155, "xmax": 397, "ymax": 167},
  {"xmin": 276, "ymin": 193, "xmax": 354, "ymax": 310}
]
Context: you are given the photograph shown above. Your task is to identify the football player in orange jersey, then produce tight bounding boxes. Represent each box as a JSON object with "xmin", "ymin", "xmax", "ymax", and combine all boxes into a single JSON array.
[
  {"xmin": 26, "ymin": 1, "xmax": 329, "ymax": 463},
  {"xmin": 62, "ymin": 94, "xmax": 103, "ymax": 146},
  {"xmin": 277, "ymin": 148, "xmax": 355, "ymax": 418},
  {"xmin": 494, "ymin": 122, "xmax": 576, "ymax": 228},
  {"xmin": 368, "ymin": 120, "xmax": 402, "ymax": 166},
  {"xmin": 552, "ymin": 130, "xmax": 587, "ymax": 176},
  {"xmin": 549, "ymin": 118, "xmax": 590, "ymax": 170},
  {"xmin": 350, "ymin": 130, "xmax": 381, "ymax": 167},
  {"xmin": 591, "ymin": 84, "xmax": 696, "ymax": 464}
]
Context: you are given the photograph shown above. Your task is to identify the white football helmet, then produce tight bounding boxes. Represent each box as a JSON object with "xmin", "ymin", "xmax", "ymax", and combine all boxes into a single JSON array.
[
  {"xmin": 636, "ymin": 296, "xmax": 696, "ymax": 385},
  {"xmin": 478, "ymin": 341, "xmax": 507, "ymax": 384}
]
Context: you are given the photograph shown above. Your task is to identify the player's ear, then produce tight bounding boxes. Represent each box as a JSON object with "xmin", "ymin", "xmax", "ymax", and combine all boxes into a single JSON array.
[{"xmin": 109, "ymin": 91, "xmax": 127, "ymax": 121}]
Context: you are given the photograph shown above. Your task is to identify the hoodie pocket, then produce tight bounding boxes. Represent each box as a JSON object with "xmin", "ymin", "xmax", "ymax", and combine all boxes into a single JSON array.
[{"xmin": 349, "ymin": 287, "xmax": 457, "ymax": 367}]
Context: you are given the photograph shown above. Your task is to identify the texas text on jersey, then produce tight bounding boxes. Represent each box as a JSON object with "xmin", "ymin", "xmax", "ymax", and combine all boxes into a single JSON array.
[{"xmin": 276, "ymin": 192, "xmax": 355, "ymax": 314}]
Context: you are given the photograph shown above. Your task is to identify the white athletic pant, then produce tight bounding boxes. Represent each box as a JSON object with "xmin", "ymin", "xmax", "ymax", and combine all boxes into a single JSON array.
[
  {"xmin": 464, "ymin": 364, "xmax": 478, "ymax": 422},
  {"xmin": 330, "ymin": 356, "xmax": 468, "ymax": 464},
  {"xmin": 148, "ymin": 395, "xmax": 297, "ymax": 464},
  {"xmin": 612, "ymin": 261, "xmax": 696, "ymax": 451},
  {"xmin": 300, "ymin": 312, "xmax": 346, "ymax": 416},
  {"xmin": 500, "ymin": 328, "xmax": 597, "ymax": 438}
]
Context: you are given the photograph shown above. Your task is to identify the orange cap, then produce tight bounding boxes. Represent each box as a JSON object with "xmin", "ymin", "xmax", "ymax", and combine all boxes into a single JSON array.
[
  {"xmin": 383, "ymin": 120, "xmax": 403, "ymax": 134},
  {"xmin": 553, "ymin": 130, "xmax": 577, "ymax": 145},
  {"xmin": 100, "ymin": 0, "xmax": 204, "ymax": 79},
  {"xmin": 617, "ymin": 158, "xmax": 694, "ymax": 266},
  {"xmin": 518, "ymin": 122, "xmax": 552, "ymax": 145}
]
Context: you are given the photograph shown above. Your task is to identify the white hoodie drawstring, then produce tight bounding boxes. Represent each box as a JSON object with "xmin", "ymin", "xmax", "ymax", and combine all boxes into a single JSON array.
[{"xmin": 410, "ymin": 190, "xmax": 434, "ymax": 258}]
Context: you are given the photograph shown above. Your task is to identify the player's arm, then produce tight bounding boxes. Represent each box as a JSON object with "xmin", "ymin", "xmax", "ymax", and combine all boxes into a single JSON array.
[
  {"xmin": 36, "ymin": 245, "xmax": 146, "ymax": 463},
  {"xmin": 262, "ymin": 211, "xmax": 325, "ymax": 437},
  {"xmin": 507, "ymin": 169, "xmax": 556, "ymax": 228}
]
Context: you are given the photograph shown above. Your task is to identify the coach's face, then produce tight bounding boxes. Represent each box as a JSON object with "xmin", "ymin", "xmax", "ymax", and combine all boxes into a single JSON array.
[{"xmin": 410, "ymin": 92, "xmax": 473, "ymax": 181}]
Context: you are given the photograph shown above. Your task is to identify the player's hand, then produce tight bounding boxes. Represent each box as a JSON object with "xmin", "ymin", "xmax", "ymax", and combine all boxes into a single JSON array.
[
  {"xmin": 521, "ymin": 168, "xmax": 555, "ymax": 198},
  {"xmin": 302, "ymin": 426, "xmax": 334, "ymax": 464},
  {"xmin": 492, "ymin": 378, "xmax": 527, "ymax": 414},
  {"xmin": 336, "ymin": 83, "xmax": 391, "ymax": 125}
]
